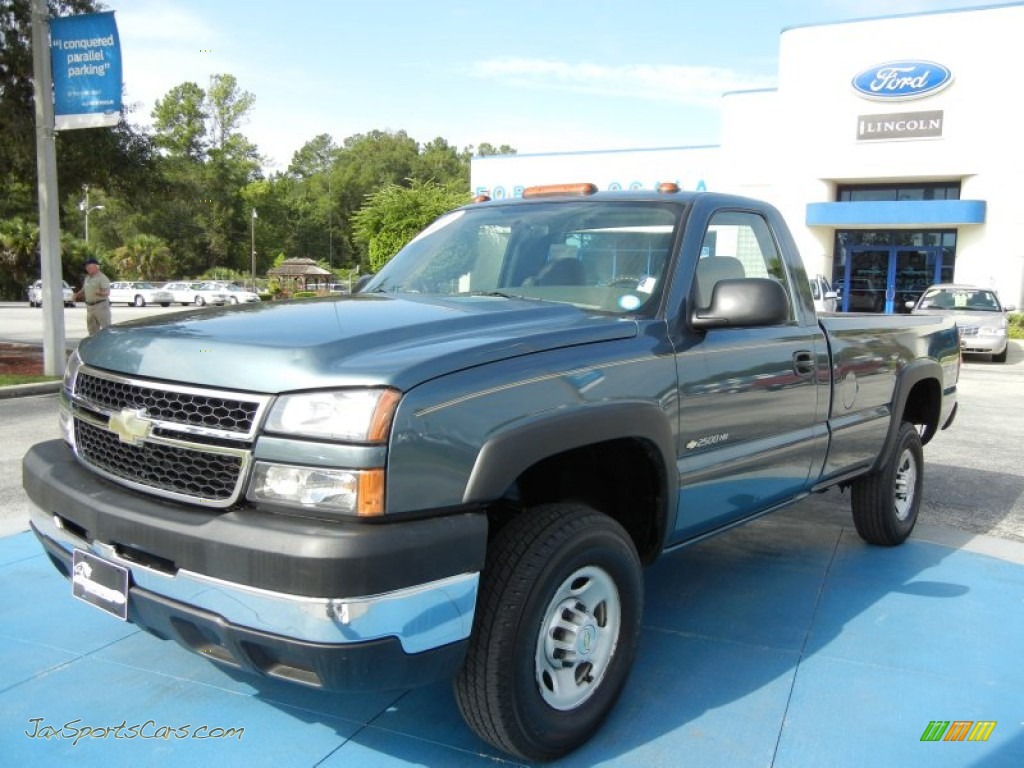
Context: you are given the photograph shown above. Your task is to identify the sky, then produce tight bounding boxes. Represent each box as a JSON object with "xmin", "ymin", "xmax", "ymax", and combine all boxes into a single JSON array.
[{"xmin": 107, "ymin": 0, "xmax": 1020, "ymax": 173}]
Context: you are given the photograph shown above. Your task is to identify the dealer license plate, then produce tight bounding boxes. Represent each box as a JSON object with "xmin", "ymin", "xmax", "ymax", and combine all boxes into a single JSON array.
[{"xmin": 72, "ymin": 549, "xmax": 129, "ymax": 621}]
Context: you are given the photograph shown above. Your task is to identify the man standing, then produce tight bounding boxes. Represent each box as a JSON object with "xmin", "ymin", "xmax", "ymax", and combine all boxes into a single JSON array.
[{"xmin": 74, "ymin": 258, "xmax": 111, "ymax": 335}]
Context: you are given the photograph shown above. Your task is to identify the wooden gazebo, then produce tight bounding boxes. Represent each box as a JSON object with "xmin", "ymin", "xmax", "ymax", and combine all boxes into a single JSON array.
[{"xmin": 267, "ymin": 258, "xmax": 333, "ymax": 292}]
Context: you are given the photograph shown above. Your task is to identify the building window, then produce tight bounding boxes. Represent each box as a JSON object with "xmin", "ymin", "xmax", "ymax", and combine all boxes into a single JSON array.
[{"xmin": 836, "ymin": 182, "xmax": 961, "ymax": 202}]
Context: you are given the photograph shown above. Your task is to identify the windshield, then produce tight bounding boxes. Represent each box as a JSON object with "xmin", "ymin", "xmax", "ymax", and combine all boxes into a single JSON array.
[
  {"xmin": 918, "ymin": 287, "xmax": 1002, "ymax": 312},
  {"xmin": 362, "ymin": 200, "xmax": 683, "ymax": 315}
]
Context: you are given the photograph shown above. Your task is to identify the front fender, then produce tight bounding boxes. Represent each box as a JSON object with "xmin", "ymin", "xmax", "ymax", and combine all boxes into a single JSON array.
[{"xmin": 463, "ymin": 400, "xmax": 678, "ymax": 537}]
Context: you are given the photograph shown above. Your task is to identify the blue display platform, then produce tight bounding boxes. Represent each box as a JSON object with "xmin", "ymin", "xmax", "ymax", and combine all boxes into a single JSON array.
[{"xmin": 2, "ymin": 507, "xmax": 1021, "ymax": 767}]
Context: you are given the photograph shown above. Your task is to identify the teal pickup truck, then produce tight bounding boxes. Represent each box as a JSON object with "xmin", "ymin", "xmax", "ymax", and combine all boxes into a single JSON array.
[{"xmin": 23, "ymin": 185, "xmax": 959, "ymax": 761}]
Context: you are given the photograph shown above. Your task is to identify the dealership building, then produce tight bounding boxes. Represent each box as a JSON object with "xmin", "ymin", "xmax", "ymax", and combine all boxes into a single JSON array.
[{"xmin": 471, "ymin": 2, "xmax": 1024, "ymax": 312}]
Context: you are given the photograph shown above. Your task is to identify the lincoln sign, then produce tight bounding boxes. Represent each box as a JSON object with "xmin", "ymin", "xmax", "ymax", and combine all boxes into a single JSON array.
[{"xmin": 857, "ymin": 110, "xmax": 943, "ymax": 141}]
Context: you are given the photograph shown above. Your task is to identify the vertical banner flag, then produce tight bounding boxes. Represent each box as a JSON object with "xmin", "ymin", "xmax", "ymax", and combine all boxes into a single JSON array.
[{"xmin": 49, "ymin": 11, "xmax": 122, "ymax": 130}]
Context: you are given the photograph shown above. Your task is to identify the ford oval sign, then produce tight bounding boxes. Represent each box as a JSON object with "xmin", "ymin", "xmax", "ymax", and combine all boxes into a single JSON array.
[{"xmin": 852, "ymin": 61, "xmax": 953, "ymax": 101}]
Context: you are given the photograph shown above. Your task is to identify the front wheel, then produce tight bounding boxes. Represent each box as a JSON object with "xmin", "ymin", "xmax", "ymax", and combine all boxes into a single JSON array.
[
  {"xmin": 851, "ymin": 421, "xmax": 924, "ymax": 546},
  {"xmin": 454, "ymin": 503, "xmax": 642, "ymax": 761},
  {"xmin": 194, "ymin": 296, "xmax": 206, "ymax": 306},
  {"xmin": 133, "ymin": 295, "xmax": 146, "ymax": 307}
]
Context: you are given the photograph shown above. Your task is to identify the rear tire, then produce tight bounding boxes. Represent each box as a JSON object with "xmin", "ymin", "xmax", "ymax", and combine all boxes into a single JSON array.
[
  {"xmin": 851, "ymin": 421, "xmax": 923, "ymax": 546},
  {"xmin": 454, "ymin": 503, "xmax": 642, "ymax": 761},
  {"xmin": 133, "ymin": 295, "xmax": 146, "ymax": 307},
  {"xmin": 195, "ymin": 296, "xmax": 206, "ymax": 306}
]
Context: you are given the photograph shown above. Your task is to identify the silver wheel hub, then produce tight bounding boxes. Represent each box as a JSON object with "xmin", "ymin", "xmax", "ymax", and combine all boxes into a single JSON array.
[
  {"xmin": 893, "ymin": 447, "xmax": 917, "ymax": 521},
  {"xmin": 535, "ymin": 565, "xmax": 621, "ymax": 711}
]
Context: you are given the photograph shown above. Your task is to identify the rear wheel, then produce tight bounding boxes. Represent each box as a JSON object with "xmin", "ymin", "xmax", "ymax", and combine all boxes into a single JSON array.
[
  {"xmin": 454, "ymin": 503, "xmax": 642, "ymax": 761},
  {"xmin": 194, "ymin": 296, "xmax": 206, "ymax": 306},
  {"xmin": 133, "ymin": 295, "xmax": 146, "ymax": 307},
  {"xmin": 851, "ymin": 421, "xmax": 923, "ymax": 546}
]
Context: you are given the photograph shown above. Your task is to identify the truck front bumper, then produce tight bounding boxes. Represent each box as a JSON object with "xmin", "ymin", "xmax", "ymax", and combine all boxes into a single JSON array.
[{"xmin": 23, "ymin": 440, "xmax": 487, "ymax": 691}]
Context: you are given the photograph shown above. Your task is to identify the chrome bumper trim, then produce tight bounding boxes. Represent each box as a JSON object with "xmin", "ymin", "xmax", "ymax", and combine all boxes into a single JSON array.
[{"xmin": 33, "ymin": 509, "xmax": 478, "ymax": 654}]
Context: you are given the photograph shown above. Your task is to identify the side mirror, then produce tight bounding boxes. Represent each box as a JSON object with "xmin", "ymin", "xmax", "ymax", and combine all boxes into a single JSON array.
[
  {"xmin": 905, "ymin": 300, "xmax": 916, "ymax": 310},
  {"xmin": 824, "ymin": 290, "xmax": 838, "ymax": 300},
  {"xmin": 690, "ymin": 278, "xmax": 790, "ymax": 330},
  {"xmin": 1005, "ymin": 305, "xmax": 1017, "ymax": 312}
]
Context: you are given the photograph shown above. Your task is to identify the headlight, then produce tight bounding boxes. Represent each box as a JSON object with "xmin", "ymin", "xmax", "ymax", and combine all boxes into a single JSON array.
[
  {"xmin": 979, "ymin": 326, "xmax": 1006, "ymax": 337},
  {"xmin": 266, "ymin": 388, "xmax": 400, "ymax": 442},
  {"xmin": 248, "ymin": 462, "xmax": 384, "ymax": 517},
  {"xmin": 64, "ymin": 349, "xmax": 83, "ymax": 394}
]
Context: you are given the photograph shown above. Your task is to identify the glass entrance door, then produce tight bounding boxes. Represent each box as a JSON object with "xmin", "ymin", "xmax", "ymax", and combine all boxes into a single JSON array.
[
  {"xmin": 842, "ymin": 248, "xmax": 887, "ymax": 312},
  {"xmin": 843, "ymin": 245, "xmax": 945, "ymax": 313},
  {"xmin": 892, "ymin": 246, "xmax": 943, "ymax": 312}
]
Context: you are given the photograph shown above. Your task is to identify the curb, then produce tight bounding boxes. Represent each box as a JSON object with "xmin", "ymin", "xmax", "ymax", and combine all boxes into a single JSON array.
[{"xmin": 0, "ymin": 380, "xmax": 62, "ymax": 399}]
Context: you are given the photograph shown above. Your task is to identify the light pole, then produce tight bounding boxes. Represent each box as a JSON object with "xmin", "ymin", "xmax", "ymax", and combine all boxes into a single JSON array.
[
  {"xmin": 251, "ymin": 207, "xmax": 257, "ymax": 292},
  {"xmin": 78, "ymin": 185, "xmax": 104, "ymax": 243}
]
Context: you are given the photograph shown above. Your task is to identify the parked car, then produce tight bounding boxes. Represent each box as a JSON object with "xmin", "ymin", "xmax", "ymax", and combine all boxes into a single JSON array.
[
  {"xmin": 809, "ymin": 274, "xmax": 837, "ymax": 313},
  {"xmin": 909, "ymin": 283, "xmax": 1014, "ymax": 362},
  {"xmin": 27, "ymin": 279, "xmax": 75, "ymax": 308},
  {"xmin": 108, "ymin": 281, "xmax": 174, "ymax": 307},
  {"xmin": 161, "ymin": 281, "xmax": 231, "ymax": 306},
  {"xmin": 201, "ymin": 282, "xmax": 261, "ymax": 303}
]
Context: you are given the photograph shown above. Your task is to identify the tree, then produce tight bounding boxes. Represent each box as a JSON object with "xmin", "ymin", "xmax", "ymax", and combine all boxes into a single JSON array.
[
  {"xmin": 111, "ymin": 234, "xmax": 174, "ymax": 280},
  {"xmin": 0, "ymin": 216, "xmax": 39, "ymax": 298},
  {"xmin": 416, "ymin": 137, "xmax": 466, "ymax": 185},
  {"xmin": 465, "ymin": 142, "xmax": 517, "ymax": 158},
  {"xmin": 352, "ymin": 179, "xmax": 469, "ymax": 272},
  {"xmin": 152, "ymin": 82, "xmax": 208, "ymax": 160}
]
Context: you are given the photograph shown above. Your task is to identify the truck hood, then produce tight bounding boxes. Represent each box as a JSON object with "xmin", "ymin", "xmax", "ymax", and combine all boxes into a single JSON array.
[{"xmin": 77, "ymin": 294, "xmax": 638, "ymax": 392}]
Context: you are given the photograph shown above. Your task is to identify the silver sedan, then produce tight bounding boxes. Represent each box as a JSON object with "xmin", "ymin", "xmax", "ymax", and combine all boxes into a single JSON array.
[{"xmin": 910, "ymin": 284, "xmax": 1014, "ymax": 362}]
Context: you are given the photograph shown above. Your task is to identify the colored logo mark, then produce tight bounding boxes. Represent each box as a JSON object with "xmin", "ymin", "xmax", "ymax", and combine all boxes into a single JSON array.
[
  {"xmin": 920, "ymin": 720, "xmax": 996, "ymax": 742},
  {"xmin": 852, "ymin": 60, "xmax": 953, "ymax": 101}
]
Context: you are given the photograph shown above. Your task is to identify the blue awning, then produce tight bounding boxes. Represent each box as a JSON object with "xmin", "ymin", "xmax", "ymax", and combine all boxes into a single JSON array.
[{"xmin": 806, "ymin": 200, "xmax": 986, "ymax": 227}]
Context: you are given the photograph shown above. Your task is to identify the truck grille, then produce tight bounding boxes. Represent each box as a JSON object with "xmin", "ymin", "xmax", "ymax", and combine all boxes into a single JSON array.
[
  {"xmin": 68, "ymin": 367, "xmax": 271, "ymax": 508},
  {"xmin": 76, "ymin": 371, "xmax": 259, "ymax": 433},
  {"xmin": 75, "ymin": 420, "xmax": 243, "ymax": 502}
]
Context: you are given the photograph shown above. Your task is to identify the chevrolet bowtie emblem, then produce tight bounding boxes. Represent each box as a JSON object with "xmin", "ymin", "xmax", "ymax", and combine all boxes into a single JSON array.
[{"xmin": 108, "ymin": 408, "xmax": 153, "ymax": 445}]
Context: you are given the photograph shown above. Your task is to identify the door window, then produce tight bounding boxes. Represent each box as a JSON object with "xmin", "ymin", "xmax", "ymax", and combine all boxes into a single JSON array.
[{"xmin": 697, "ymin": 210, "xmax": 794, "ymax": 321}]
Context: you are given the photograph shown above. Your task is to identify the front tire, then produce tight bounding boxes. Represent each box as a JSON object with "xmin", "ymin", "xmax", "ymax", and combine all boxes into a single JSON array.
[
  {"xmin": 454, "ymin": 503, "xmax": 642, "ymax": 761},
  {"xmin": 133, "ymin": 295, "xmax": 146, "ymax": 307},
  {"xmin": 851, "ymin": 421, "xmax": 923, "ymax": 546},
  {"xmin": 194, "ymin": 296, "xmax": 206, "ymax": 306}
]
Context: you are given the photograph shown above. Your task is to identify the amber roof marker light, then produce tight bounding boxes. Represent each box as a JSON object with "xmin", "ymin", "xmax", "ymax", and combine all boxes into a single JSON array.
[
  {"xmin": 522, "ymin": 183, "xmax": 598, "ymax": 198},
  {"xmin": 657, "ymin": 182, "xmax": 681, "ymax": 194}
]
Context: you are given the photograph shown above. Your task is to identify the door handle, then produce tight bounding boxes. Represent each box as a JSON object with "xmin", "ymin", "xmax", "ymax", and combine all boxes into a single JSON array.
[{"xmin": 793, "ymin": 350, "xmax": 815, "ymax": 377}]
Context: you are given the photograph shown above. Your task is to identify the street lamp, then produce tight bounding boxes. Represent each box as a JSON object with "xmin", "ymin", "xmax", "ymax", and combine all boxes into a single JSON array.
[
  {"xmin": 78, "ymin": 185, "xmax": 104, "ymax": 243},
  {"xmin": 251, "ymin": 207, "xmax": 257, "ymax": 293}
]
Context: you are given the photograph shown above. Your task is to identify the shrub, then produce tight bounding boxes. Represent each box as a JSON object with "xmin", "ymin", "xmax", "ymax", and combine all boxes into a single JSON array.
[{"xmin": 1008, "ymin": 312, "xmax": 1024, "ymax": 340}]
